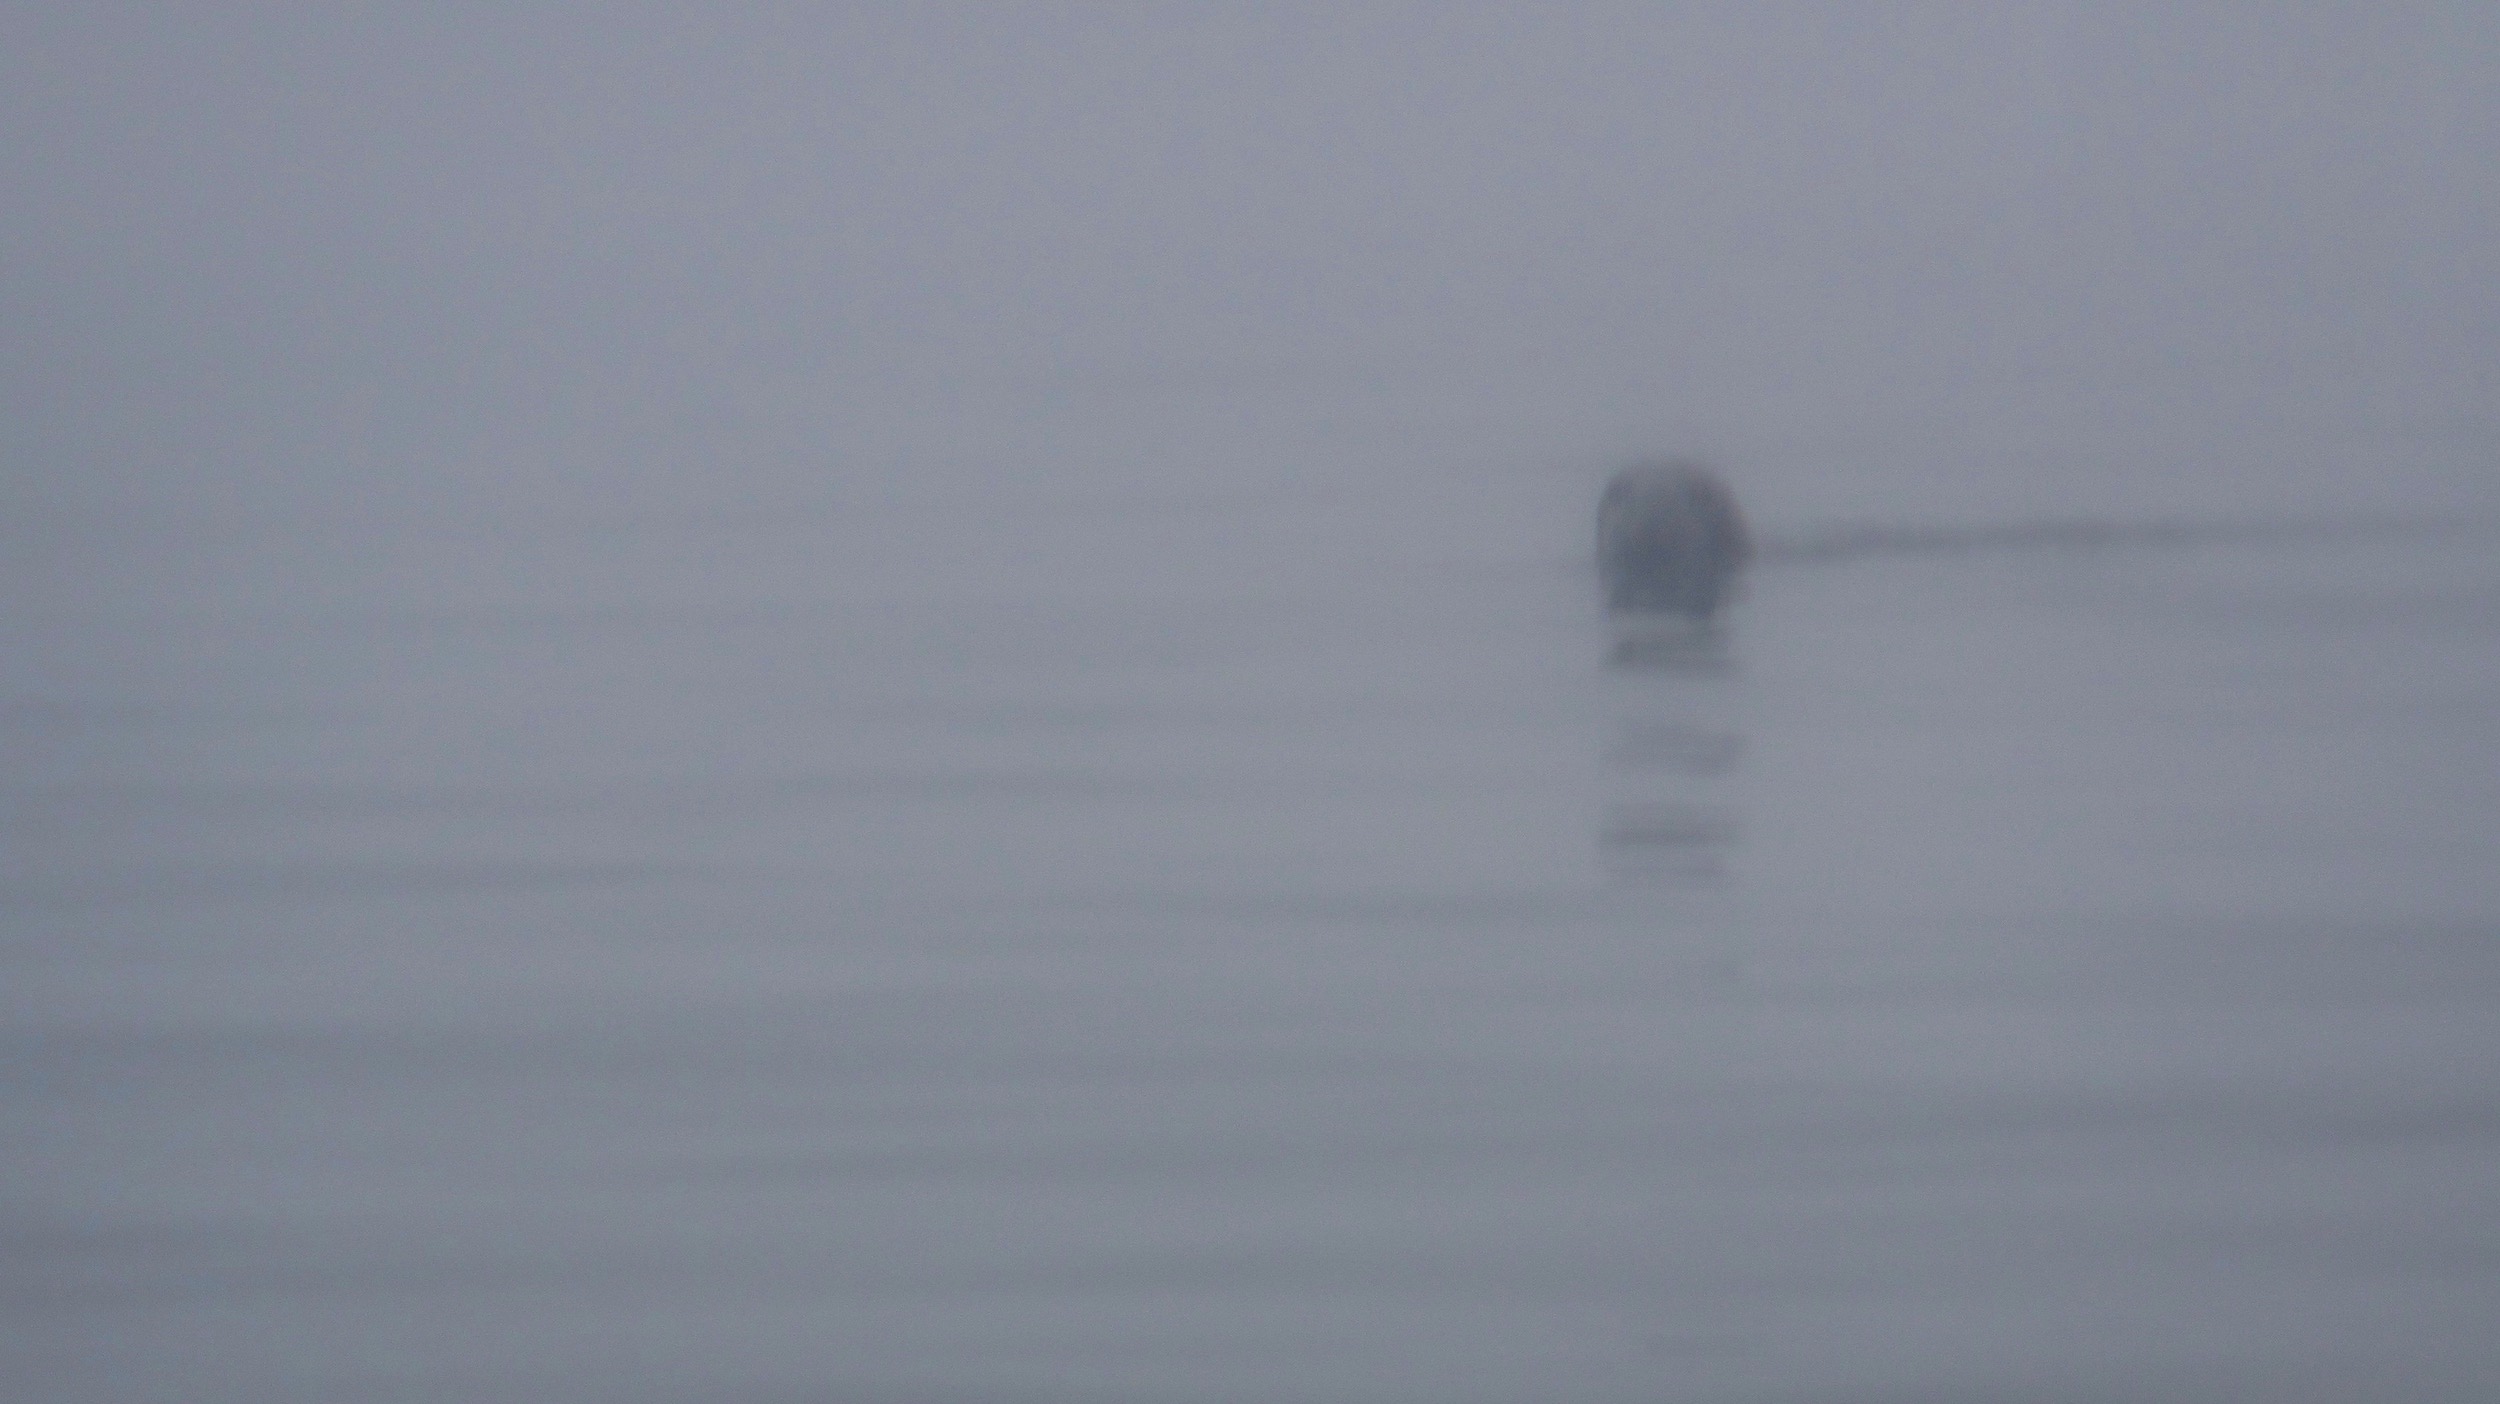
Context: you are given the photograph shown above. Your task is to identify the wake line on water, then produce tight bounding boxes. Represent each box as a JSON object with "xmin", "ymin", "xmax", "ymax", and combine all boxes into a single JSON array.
[{"xmin": 1751, "ymin": 512, "xmax": 2484, "ymax": 567}]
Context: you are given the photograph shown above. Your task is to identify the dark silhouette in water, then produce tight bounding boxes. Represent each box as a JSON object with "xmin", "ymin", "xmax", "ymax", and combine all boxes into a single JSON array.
[{"xmin": 1599, "ymin": 462, "xmax": 1752, "ymax": 619}]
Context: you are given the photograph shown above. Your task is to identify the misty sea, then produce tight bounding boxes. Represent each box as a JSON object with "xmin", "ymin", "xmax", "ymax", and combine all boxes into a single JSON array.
[{"xmin": 7, "ymin": 453, "xmax": 2498, "ymax": 1403}]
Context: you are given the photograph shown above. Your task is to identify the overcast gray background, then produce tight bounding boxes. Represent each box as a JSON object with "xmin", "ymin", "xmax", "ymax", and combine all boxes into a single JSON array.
[
  {"xmin": 7, "ymin": 5, "xmax": 2499, "ymax": 1402},
  {"xmin": 9, "ymin": 3, "xmax": 2496, "ymax": 529}
]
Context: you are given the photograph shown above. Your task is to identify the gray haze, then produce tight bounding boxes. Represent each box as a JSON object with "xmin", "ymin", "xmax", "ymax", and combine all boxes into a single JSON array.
[
  {"xmin": 9, "ymin": 3, "xmax": 2497, "ymax": 530},
  {"xmin": 7, "ymin": 5, "xmax": 2499, "ymax": 1401}
]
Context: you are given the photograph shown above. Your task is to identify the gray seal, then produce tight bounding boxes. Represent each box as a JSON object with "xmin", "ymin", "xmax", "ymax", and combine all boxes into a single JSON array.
[{"xmin": 1598, "ymin": 462, "xmax": 1751, "ymax": 619}]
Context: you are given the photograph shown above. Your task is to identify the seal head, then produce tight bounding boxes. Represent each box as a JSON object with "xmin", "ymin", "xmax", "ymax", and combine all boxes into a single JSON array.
[{"xmin": 1598, "ymin": 462, "xmax": 1751, "ymax": 619}]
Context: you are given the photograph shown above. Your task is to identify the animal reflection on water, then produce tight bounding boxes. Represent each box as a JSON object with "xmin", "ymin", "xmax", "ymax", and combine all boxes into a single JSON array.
[
  {"xmin": 1600, "ymin": 680, "xmax": 1745, "ymax": 883},
  {"xmin": 1600, "ymin": 622, "xmax": 1745, "ymax": 887}
]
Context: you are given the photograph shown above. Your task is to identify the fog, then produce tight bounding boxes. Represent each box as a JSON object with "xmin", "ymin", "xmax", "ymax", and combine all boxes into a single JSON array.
[
  {"xmin": 13, "ymin": 4, "xmax": 2497, "ymax": 525},
  {"xmin": 7, "ymin": 5, "xmax": 2499, "ymax": 1400}
]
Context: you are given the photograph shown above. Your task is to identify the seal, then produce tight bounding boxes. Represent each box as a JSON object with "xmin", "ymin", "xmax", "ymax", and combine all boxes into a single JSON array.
[{"xmin": 1598, "ymin": 462, "xmax": 1751, "ymax": 619}]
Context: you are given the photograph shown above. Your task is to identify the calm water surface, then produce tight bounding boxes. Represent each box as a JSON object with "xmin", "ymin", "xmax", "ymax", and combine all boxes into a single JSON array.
[{"xmin": 7, "ymin": 470, "xmax": 2498, "ymax": 1401}]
